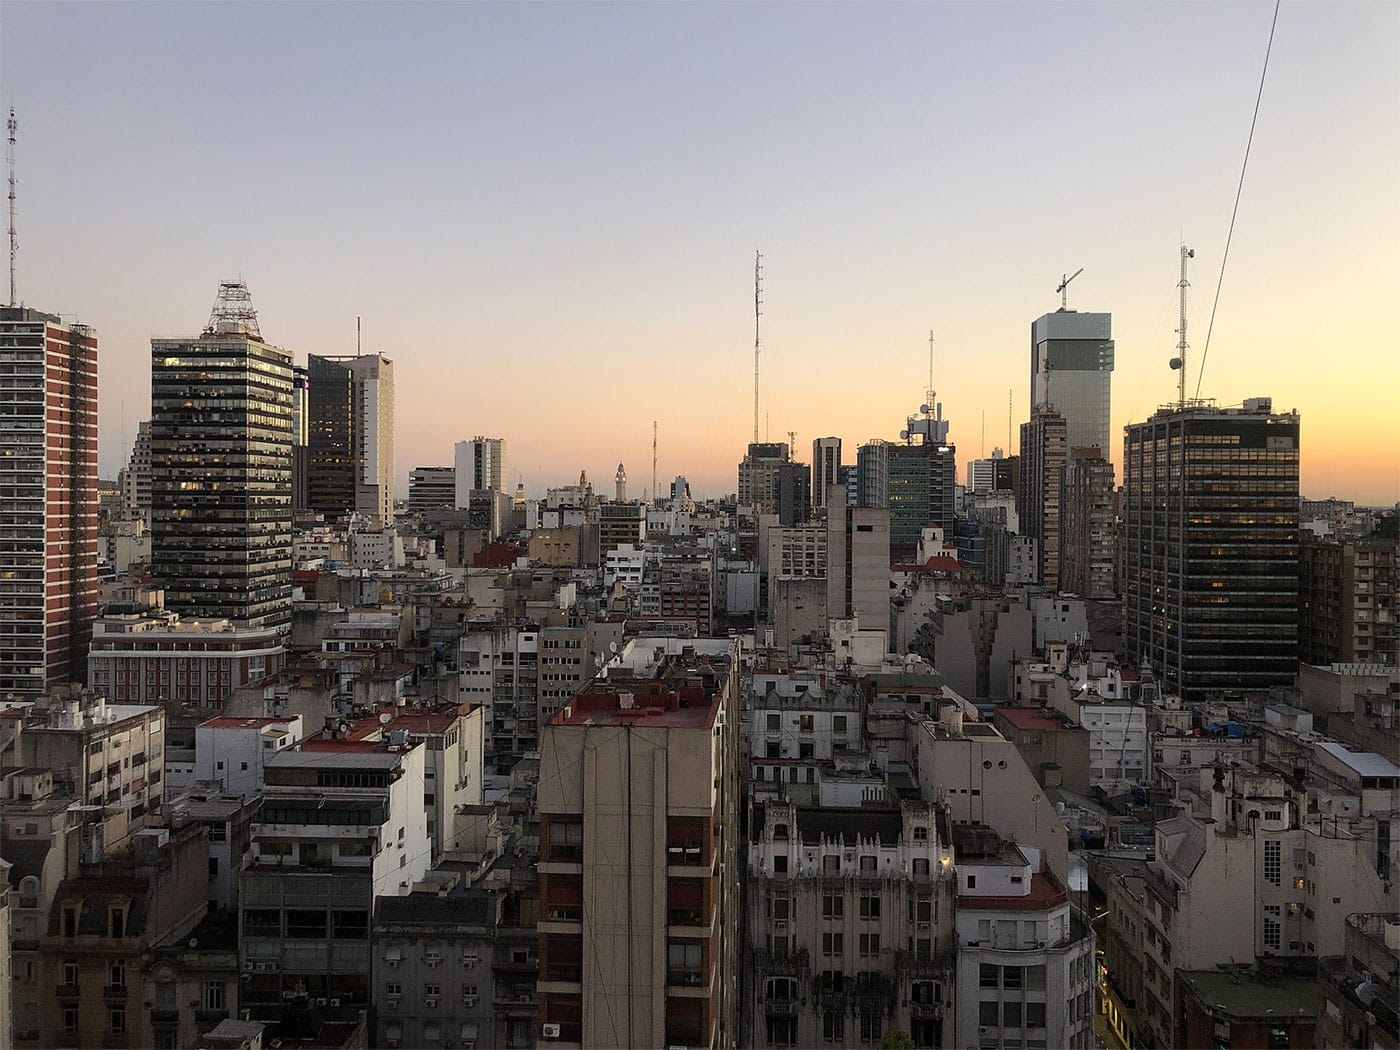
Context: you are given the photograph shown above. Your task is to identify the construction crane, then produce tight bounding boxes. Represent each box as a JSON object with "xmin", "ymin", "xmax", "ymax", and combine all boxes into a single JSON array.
[{"xmin": 1056, "ymin": 267, "xmax": 1084, "ymax": 311}]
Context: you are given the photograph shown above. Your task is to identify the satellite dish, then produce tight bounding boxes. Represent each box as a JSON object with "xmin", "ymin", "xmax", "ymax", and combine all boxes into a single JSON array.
[
  {"xmin": 1169, "ymin": 358, "xmax": 1183, "ymax": 370},
  {"xmin": 188, "ymin": 937, "xmax": 198, "ymax": 949},
  {"xmin": 609, "ymin": 642, "xmax": 618, "ymax": 653},
  {"xmin": 379, "ymin": 713, "xmax": 392, "ymax": 725},
  {"xmin": 919, "ymin": 404, "xmax": 930, "ymax": 415},
  {"xmin": 900, "ymin": 430, "xmax": 910, "ymax": 440}
]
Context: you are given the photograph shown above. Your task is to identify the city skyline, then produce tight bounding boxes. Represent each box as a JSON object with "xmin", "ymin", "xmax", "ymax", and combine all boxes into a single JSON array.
[{"xmin": 4, "ymin": 2, "xmax": 1397, "ymax": 503}]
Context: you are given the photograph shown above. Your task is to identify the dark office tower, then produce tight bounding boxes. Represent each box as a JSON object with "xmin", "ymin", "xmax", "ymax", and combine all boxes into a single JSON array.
[
  {"xmin": 887, "ymin": 443, "xmax": 957, "ymax": 562},
  {"xmin": 307, "ymin": 352, "xmax": 394, "ymax": 526},
  {"xmin": 151, "ymin": 282, "xmax": 294, "ymax": 632},
  {"xmin": 0, "ymin": 306, "xmax": 98, "ymax": 694},
  {"xmin": 1018, "ymin": 409, "xmax": 1068, "ymax": 588},
  {"xmin": 1123, "ymin": 398, "xmax": 1300, "ymax": 700},
  {"xmin": 737, "ymin": 441, "xmax": 789, "ymax": 513},
  {"xmin": 1030, "ymin": 310, "xmax": 1114, "ymax": 455},
  {"xmin": 812, "ymin": 436, "xmax": 841, "ymax": 510},
  {"xmin": 1060, "ymin": 447, "xmax": 1116, "ymax": 599},
  {"xmin": 775, "ymin": 461, "xmax": 811, "ymax": 526},
  {"xmin": 291, "ymin": 364, "xmax": 309, "ymax": 512}
]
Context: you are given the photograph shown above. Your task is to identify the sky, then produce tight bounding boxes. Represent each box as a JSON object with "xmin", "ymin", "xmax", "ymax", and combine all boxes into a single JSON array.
[{"xmin": 4, "ymin": 1, "xmax": 1398, "ymax": 504}]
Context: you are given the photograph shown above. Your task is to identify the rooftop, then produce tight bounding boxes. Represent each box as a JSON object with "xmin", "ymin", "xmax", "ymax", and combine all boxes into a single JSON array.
[
  {"xmin": 958, "ymin": 872, "xmax": 1068, "ymax": 912},
  {"xmin": 998, "ymin": 706, "xmax": 1079, "ymax": 732},
  {"xmin": 554, "ymin": 679, "xmax": 717, "ymax": 729},
  {"xmin": 199, "ymin": 716, "xmax": 300, "ymax": 730},
  {"xmin": 1178, "ymin": 968, "xmax": 1321, "ymax": 1021}
]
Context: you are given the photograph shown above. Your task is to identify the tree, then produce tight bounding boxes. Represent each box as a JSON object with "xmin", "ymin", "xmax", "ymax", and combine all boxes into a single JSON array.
[{"xmin": 880, "ymin": 1033, "xmax": 915, "ymax": 1050}]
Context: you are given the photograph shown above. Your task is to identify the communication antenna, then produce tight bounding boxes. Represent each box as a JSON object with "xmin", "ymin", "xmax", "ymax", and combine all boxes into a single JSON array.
[
  {"xmin": 925, "ymin": 330, "xmax": 936, "ymax": 416},
  {"xmin": 1056, "ymin": 267, "xmax": 1084, "ymax": 311},
  {"xmin": 651, "ymin": 420, "xmax": 657, "ymax": 507},
  {"xmin": 357, "ymin": 315, "xmax": 361, "ymax": 356},
  {"xmin": 1008, "ymin": 388, "xmax": 1012, "ymax": 449},
  {"xmin": 753, "ymin": 251, "xmax": 763, "ymax": 444},
  {"xmin": 786, "ymin": 430, "xmax": 796, "ymax": 459},
  {"xmin": 1169, "ymin": 243, "xmax": 1195, "ymax": 406},
  {"xmin": 7, "ymin": 107, "xmax": 16, "ymax": 307}
]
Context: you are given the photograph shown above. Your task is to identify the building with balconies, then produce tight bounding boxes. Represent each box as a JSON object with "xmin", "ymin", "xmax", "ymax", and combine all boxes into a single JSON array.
[
  {"xmin": 535, "ymin": 638, "xmax": 739, "ymax": 1050},
  {"xmin": 951, "ymin": 825, "xmax": 1096, "ymax": 1050},
  {"xmin": 745, "ymin": 797, "xmax": 956, "ymax": 1049},
  {"xmin": 238, "ymin": 734, "xmax": 430, "ymax": 1027}
]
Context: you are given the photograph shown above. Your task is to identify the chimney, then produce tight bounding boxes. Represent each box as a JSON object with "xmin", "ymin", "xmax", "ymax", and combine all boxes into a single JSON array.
[{"xmin": 1210, "ymin": 764, "xmax": 1229, "ymax": 826}]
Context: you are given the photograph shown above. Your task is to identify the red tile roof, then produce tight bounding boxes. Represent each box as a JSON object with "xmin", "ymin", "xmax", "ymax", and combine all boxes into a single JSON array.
[
  {"xmin": 997, "ymin": 707, "xmax": 1074, "ymax": 732},
  {"xmin": 958, "ymin": 872, "xmax": 1068, "ymax": 911}
]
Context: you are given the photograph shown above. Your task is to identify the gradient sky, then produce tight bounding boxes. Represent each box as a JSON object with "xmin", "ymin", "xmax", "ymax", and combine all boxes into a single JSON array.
[{"xmin": 4, "ymin": 2, "xmax": 1398, "ymax": 503}]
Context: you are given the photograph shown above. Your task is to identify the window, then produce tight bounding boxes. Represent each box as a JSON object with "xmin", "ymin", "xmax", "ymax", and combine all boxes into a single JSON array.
[
  {"xmin": 799, "ymin": 714, "xmax": 814, "ymax": 732},
  {"xmin": 110, "ymin": 1005, "xmax": 126, "ymax": 1035},
  {"xmin": 774, "ymin": 855, "xmax": 788, "ymax": 874},
  {"xmin": 62, "ymin": 960, "xmax": 79, "ymax": 989},
  {"xmin": 1026, "ymin": 1002, "xmax": 1047, "ymax": 1027},
  {"xmin": 109, "ymin": 907, "xmax": 126, "ymax": 939},
  {"xmin": 823, "ymin": 1012, "xmax": 845, "ymax": 1041},
  {"xmin": 822, "ymin": 932, "xmax": 844, "ymax": 956},
  {"xmin": 109, "ymin": 961, "xmax": 126, "ymax": 990},
  {"xmin": 859, "ymin": 856, "xmax": 877, "ymax": 873},
  {"xmin": 202, "ymin": 981, "xmax": 224, "ymax": 1011},
  {"xmin": 1003, "ymin": 965, "xmax": 1022, "ymax": 989},
  {"xmin": 1263, "ymin": 839, "xmax": 1281, "ymax": 886},
  {"xmin": 913, "ymin": 825, "xmax": 928, "ymax": 840},
  {"xmin": 913, "ymin": 857, "xmax": 930, "ymax": 876},
  {"xmin": 832, "ymin": 715, "xmax": 847, "ymax": 734},
  {"xmin": 979, "ymin": 1000, "xmax": 1000, "ymax": 1026},
  {"xmin": 859, "ymin": 933, "xmax": 880, "ymax": 956},
  {"xmin": 859, "ymin": 1013, "xmax": 882, "ymax": 1042},
  {"xmin": 425, "ymin": 983, "xmax": 442, "ymax": 997},
  {"xmin": 823, "ymin": 894, "xmax": 844, "ymax": 919},
  {"xmin": 859, "ymin": 896, "xmax": 880, "ymax": 920},
  {"xmin": 767, "ymin": 713, "xmax": 780, "ymax": 731},
  {"xmin": 966, "ymin": 874, "xmax": 977, "ymax": 889},
  {"xmin": 980, "ymin": 964, "xmax": 999, "ymax": 988},
  {"xmin": 386, "ymin": 982, "xmax": 402, "ymax": 996},
  {"xmin": 63, "ymin": 1006, "xmax": 78, "ymax": 1033},
  {"xmin": 667, "ymin": 941, "xmax": 703, "ymax": 985},
  {"xmin": 1003, "ymin": 1001, "xmax": 1022, "ymax": 1027}
]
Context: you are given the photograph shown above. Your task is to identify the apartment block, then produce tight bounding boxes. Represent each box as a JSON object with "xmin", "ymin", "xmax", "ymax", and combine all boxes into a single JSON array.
[
  {"xmin": 1058, "ymin": 447, "xmax": 1116, "ymax": 599},
  {"xmin": 744, "ymin": 798, "xmax": 955, "ymax": 1049},
  {"xmin": 1018, "ymin": 409, "xmax": 1067, "ymax": 588},
  {"xmin": 1300, "ymin": 534, "xmax": 1398, "ymax": 666},
  {"xmin": 536, "ymin": 638, "xmax": 740, "ymax": 1049},
  {"xmin": 0, "ymin": 306, "xmax": 99, "ymax": 693},
  {"xmin": 952, "ymin": 825, "xmax": 1096, "ymax": 1050}
]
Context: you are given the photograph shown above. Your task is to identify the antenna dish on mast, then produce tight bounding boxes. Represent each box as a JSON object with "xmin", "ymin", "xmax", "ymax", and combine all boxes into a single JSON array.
[{"xmin": 1055, "ymin": 267, "xmax": 1084, "ymax": 311}]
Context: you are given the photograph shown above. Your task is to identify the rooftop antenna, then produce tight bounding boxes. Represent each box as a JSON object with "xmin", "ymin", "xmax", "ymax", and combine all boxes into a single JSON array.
[
  {"xmin": 7, "ymin": 106, "xmax": 16, "ymax": 307},
  {"xmin": 357, "ymin": 315, "xmax": 361, "ymax": 356},
  {"xmin": 1008, "ymin": 388, "xmax": 1012, "ymax": 449},
  {"xmin": 1169, "ymin": 243, "xmax": 1195, "ymax": 406},
  {"xmin": 925, "ymin": 329, "xmax": 936, "ymax": 416},
  {"xmin": 786, "ymin": 430, "xmax": 796, "ymax": 460},
  {"xmin": 651, "ymin": 420, "xmax": 658, "ymax": 507},
  {"xmin": 1056, "ymin": 267, "xmax": 1084, "ymax": 311},
  {"xmin": 752, "ymin": 251, "xmax": 765, "ymax": 445}
]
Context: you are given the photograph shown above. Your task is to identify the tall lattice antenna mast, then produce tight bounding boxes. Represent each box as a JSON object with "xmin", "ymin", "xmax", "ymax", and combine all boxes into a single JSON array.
[
  {"xmin": 651, "ymin": 420, "xmax": 658, "ymax": 507},
  {"xmin": 925, "ymin": 329, "xmax": 936, "ymax": 416},
  {"xmin": 1169, "ymin": 243, "xmax": 1195, "ymax": 406},
  {"xmin": 7, "ymin": 107, "xmax": 16, "ymax": 307},
  {"xmin": 753, "ymin": 251, "xmax": 763, "ymax": 444}
]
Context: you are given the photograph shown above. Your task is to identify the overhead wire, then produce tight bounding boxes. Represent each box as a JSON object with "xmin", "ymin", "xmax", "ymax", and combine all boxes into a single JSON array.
[{"xmin": 1194, "ymin": 0, "xmax": 1282, "ymax": 399}]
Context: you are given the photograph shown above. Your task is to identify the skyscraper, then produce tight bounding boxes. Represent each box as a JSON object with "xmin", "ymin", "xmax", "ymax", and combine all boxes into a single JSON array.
[
  {"xmin": 0, "ymin": 306, "xmax": 98, "ymax": 694},
  {"xmin": 1030, "ymin": 310, "xmax": 1114, "ymax": 456},
  {"xmin": 1122, "ymin": 397, "xmax": 1300, "ymax": 700},
  {"xmin": 307, "ymin": 352, "xmax": 394, "ymax": 526},
  {"xmin": 811, "ymin": 436, "xmax": 841, "ymax": 509},
  {"xmin": 291, "ymin": 363, "xmax": 309, "ymax": 513},
  {"xmin": 736, "ymin": 441, "xmax": 789, "ymax": 513},
  {"xmin": 1018, "ymin": 410, "xmax": 1068, "ymax": 588},
  {"xmin": 151, "ymin": 282, "xmax": 294, "ymax": 632},
  {"xmin": 454, "ymin": 436, "xmax": 506, "ymax": 508},
  {"xmin": 858, "ymin": 404, "xmax": 955, "ymax": 562}
]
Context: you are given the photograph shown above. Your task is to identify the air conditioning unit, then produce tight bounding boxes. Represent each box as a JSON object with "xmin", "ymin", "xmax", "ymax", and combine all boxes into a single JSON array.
[
  {"xmin": 462, "ymin": 996, "xmax": 478, "ymax": 1008},
  {"xmin": 1037, "ymin": 941, "xmax": 1046, "ymax": 948},
  {"xmin": 979, "ymin": 1027, "xmax": 990, "ymax": 1035},
  {"xmin": 426, "ymin": 997, "xmax": 440, "ymax": 1008},
  {"xmin": 387, "ymin": 997, "xmax": 400, "ymax": 1009},
  {"xmin": 386, "ymin": 958, "xmax": 400, "ymax": 968},
  {"xmin": 917, "ymin": 922, "xmax": 930, "ymax": 932},
  {"xmin": 329, "ymin": 999, "xmax": 341, "ymax": 1007},
  {"xmin": 541, "ymin": 1023, "xmax": 561, "ymax": 1039},
  {"xmin": 426, "ymin": 957, "xmax": 442, "ymax": 968},
  {"xmin": 313, "ymin": 997, "xmax": 328, "ymax": 1006},
  {"xmin": 774, "ymin": 920, "xmax": 787, "ymax": 931},
  {"xmin": 461, "ymin": 955, "xmax": 480, "ymax": 967}
]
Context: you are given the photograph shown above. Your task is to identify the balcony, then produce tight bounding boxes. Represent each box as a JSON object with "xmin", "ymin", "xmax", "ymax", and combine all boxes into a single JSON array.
[
  {"xmin": 55, "ymin": 983, "xmax": 80, "ymax": 997},
  {"xmin": 766, "ymin": 998, "xmax": 800, "ymax": 1016},
  {"xmin": 753, "ymin": 948, "xmax": 810, "ymax": 977},
  {"xmin": 195, "ymin": 1008, "xmax": 229, "ymax": 1025},
  {"xmin": 148, "ymin": 1009, "xmax": 180, "ymax": 1026},
  {"xmin": 103, "ymin": 984, "xmax": 128, "ymax": 1000}
]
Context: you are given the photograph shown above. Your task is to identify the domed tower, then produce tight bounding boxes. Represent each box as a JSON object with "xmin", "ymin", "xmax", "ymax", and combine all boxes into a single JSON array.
[{"xmin": 614, "ymin": 462, "xmax": 627, "ymax": 502}]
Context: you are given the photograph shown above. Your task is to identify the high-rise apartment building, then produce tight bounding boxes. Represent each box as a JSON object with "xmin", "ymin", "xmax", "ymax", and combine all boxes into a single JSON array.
[
  {"xmin": 1018, "ymin": 410, "xmax": 1068, "ymax": 588},
  {"xmin": 1030, "ymin": 309, "xmax": 1114, "ymax": 456},
  {"xmin": 151, "ymin": 282, "xmax": 294, "ymax": 632},
  {"xmin": 1123, "ymin": 398, "xmax": 1300, "ymax": 699},
  {"xmin": 826, "ymin": 496, "xmax": 890, "ymax": 631},
  {"xmin": 812, "ymin": 436, "xmax": 841, "ymax": 509},
  {"xmin": 1060, "ymin": 447, "xmax": 1116, "ymax": 599},
  {"xmin": 737, "ymin": 441, "xmax": 790, "ymax": 513},
  {"xmin": 307, "ymin": 352, "xmax": 394, "ymax": 526},
  {"xmin": 117, "ymin": 420, "xmax": 153, "ymax": 523},
  {"xmin": 291, "ymin": 363, "xmax": 309, "ymax": 512},
  {"xmin": 0, "ymin": 306, "xmax": 99, "ymax": 694},
  {"xmin": 536, "ymin": 639, "xmax": 740, "ymax": 1050},
  {"xmin": 454, "ymin": 436, "xmax": 507, "ymax": 507},
  {"xmin": 1299, "ymin": 534, "xmax": 1397, "ymax": 666}
]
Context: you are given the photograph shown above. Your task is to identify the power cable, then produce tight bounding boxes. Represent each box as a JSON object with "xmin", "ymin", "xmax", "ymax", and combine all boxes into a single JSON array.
[{"xmin": 1194, "ymin": 0, "xmax": 1282, "ymax": 398}]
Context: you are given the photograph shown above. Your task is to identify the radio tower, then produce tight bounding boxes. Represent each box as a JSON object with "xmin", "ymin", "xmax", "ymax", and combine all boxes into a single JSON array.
[
  {"xmin": 753, "ymin": 251, "xmax": 763, "ymax": 444},
  {"xmin": 7, "ymin": 107, "xmax": 17, "ymax": 307},
  {"xmin": 1169, "ymin": 243, "xmax": 1195, "ymax": 407},
  {"xmin": 651, "ymin": 420, "xmax": 658, "ymax": 508}
]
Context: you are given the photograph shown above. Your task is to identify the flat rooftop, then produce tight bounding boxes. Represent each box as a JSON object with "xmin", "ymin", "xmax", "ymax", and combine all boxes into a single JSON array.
[
  {"xmin": 959, "ymin": 872, "xmax": 1067, "ymax": 912},
  {"xmin": 554, "ymin": 680, "xmax": 717, "ymax": 729},
  {"xmin": 200, "ymin": 716, "xmax": 299, "ymax": 730},
  {"xmin": 998, "ymin": 707, "xmax": 1078, "ymax": 732},
  {"xmin": 1178, "ymin": 969, "xmax": 1321, "ymax": 1020}
]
